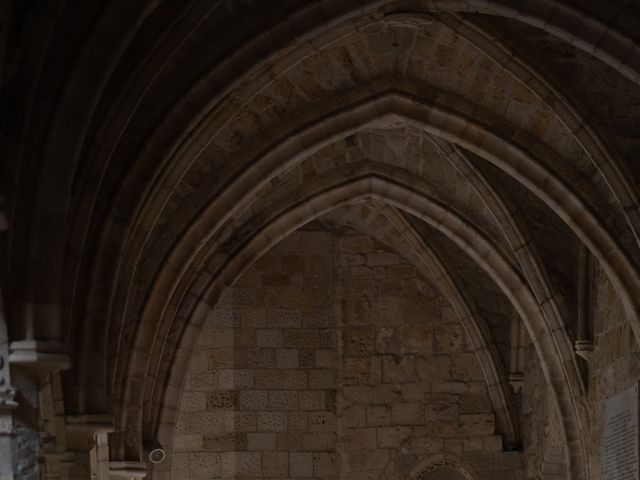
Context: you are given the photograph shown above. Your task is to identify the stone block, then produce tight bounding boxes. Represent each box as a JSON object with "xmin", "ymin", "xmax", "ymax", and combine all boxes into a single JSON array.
[
  {"xmin": 282, "ymin": 369, "xmax": 308, "ymax": 389},
  {"xmin": 343, "ymin": 297, "xmax": 370, "ymax": 324},
  {"xmin": 257, "ymin": 411, "xmax": 288, "ymax": 432},
  {"xmin": 344, "ymin": 450, "xmax": 390, "ymax": 471},
  {"xmin": 400, "ymin": 324, "xmax": 433, "ymax": 354},
  {"xmin": 307, "ymin": 255, "xmax": 331, "ymax": 273},
  {"xmin": 255, "ymin": 368, "xmax": 283, "ymax": 389},
  {"xmin": 269, "ymin": 390, "xmax": 298, "ymax": 410},
  {"xmin": 342, "ymin": 356, "xmax": 382, "ymax": 385},
  {"xmin": 284, "ymin": 329, "xmax": 319, "ymax": 348},
  {"xmin": 277, "ymin": 432, "xmax": 303, "ymax": 451},
  {"xmin": 206, "ymin": 309, "xmax": 240, "ymax": 328},
  {"xmin": 314, "ymin": 349, "xmax": 337, "ymax": 368},
  {"xmin": 218, "ymin": 369, "xmax": 254, "ymax": 389},
  {"xmin": 257, "ymin": 329, "xmax": 283, "ymax": 348},
  {"xmin": 366, "ymin": 251, "xmax": 399, "ymax": 266},
  {"xmin": 207, "ymin": 390, "xmax": 238, "ymax": 409},
  {"xmin": 451, "ymin": 353, "xmax": 483, "ymax": 381},
  {"xmin": 173, "ymin": 434, "xmax": 203, "ymax": 452},
  {"xmin": 433, "ymin": 381, "xmax": 469, "ymax": 394},
  {"xmin": 199, "ymin": 328, "xmax": 235, "ymax": 349},
  {"xmin": 425, "ymin": 402, "xmax": 459, "ymax": 421},
  {"xmin": 338, "ymin": 253, "xmax": 366, "ymax": 266},
  {"xmin": 377, "ymin": 426, "xmax": 411, "ymax": 448},
  {"xmin": 320, "ymin": 329, "xmax": 337, "ymax": 348},
  {"xmin": 343, "ymin": 405, "xmax": 367, "ymax": 428},
  {"xmin": 343, "ymin": 386, "xmax": 372, "ymax": 404},
  {"xmin": 232, "ymin": 288, "xmax": 257, "ymax": 306},
  {"xmin": 224, "ymin": 411, "xmax": 256, "ymax": 432},
  {"xmin": 309, "ymin": 412, "xmax": 336, "ymax": 432},
  {"xmin": 302, "ymin": 433, "xmax": 336, "ymax": 451},
  {"xmin": 238, "ymin": 390, "xmax": 268, "ymax": 410},
  {"xmin": 379, "ymin": 278, "xmax": 405, "ymax": 296},
  {"xmin": 344, "ymin": 428, "xmax": 377, "ymax": 451},
  {"xmin": 188, "ymin": 452, "xmax": 221, "ymax": 478},
  {"xmin": 367, "ymin": 405, "xmax": 392, "ymax": 426},
  {"xmin": 182, "ymin": 411, "xmax": 225, "ymax": 433},
  {"xmin": 208, "ymin": 349, "xmax": 237, "ymax": 369},
  {"xmin": 463, "ymin": 437, "xmax": 484, "ymax": 452},
  {"xmin": 180, "ymin": 391, "xmax": 207, "ymax": 412},
  {"xmin": 171, "ymin": 452, "xmax": 189, "ymax": 477},
  {"xmin": 342, "ymin": 278, "xmax": 377, "ymax": 296},
  {"xmin": 266, "ymin": 309, "xmax": 302, "ymax": 328},
  {"xmin": 290, "ymin": 452, "xmax": 313, "ymax": 477},
  {"xmin": 299, "ymin": 349, "xmax": 315, "ymax": 367},
  {"xmin": 339, "ymin": 235, "xmax": 374, "ymax": 252},
  {"xmin": 343, "ymin": 325, "xmax": 376, "ymax": 357},
  {"xmin": 241, "ymin": 308, "xmax": 266, "ymax": 328},
  {"xmin": 308, "ymin": 368, "xmax": 337, "ymax": 389},
  {"xmin": 280, "ymin": 287, "xmax": 314, "ymax": 309},
  {"xmin": 262, "ymin": 272, "xmax": 290, "ymax": 287},
  {"xmin": 460, "ymin": 394, "xmax": 492, "ymax": 414},
  {"xmin": 276, "ymin": 349, "xmax": 299, "ymax": 368},
  {"xmin": 314, "ymin": 452, "xmax": 339, "ymax": 477},
  {"xmin": 220, "ymin": 451, "xmax": 261, "ymax": 477},
  {"xmin": 371, "ymin": 296, "xmax": 404, "ymax": 324},
  {"xmin": 387, "ymin": 264, "xmax": 416, "ymax": 278},
  {"xmin": 188, "ymin": 371, "xmax": 219, "ymax": 390},
  {"xmin": 416, "ymin": 355, "xmax": 451, "ymax": 383},
  {"xmin": 460, "ymin": 414, "xmax": 495, "ymax": 436},
  {"xmin": 263, "ymin": 451, "xmax": 289, "ymax": 477},
  {"xmin": 433, "ymin": 420, "xmax": 458, "ymax": 437},
  {"xmin": 434, "ymin": 323, "xmax": 466, "ymax": 353},
  {"xmin": 299, "ymin": 391, "xmax": 325, "ymax": 410},
  {"xmin": 203, "ymin": 432, "xmax": 246, "ymax": 451},
  {"xmin": 288, "ymin": 411, "xmax": 308, "ymax": 432},
  {"xmin": 382, "ymin": 355, "xmax": 416, "ymax": 383},
  {"xmin": 338, "ymin": 266, "xmax": 373, "ymax": 279},
  {"xmin": 281, "ymin": 255, "xmax": 305, "ymax": 274},
  {"xmin": 247, "ymin": 432, "xmax": 277, "ymax": 451},
  {"xmin": 392, "ymin": 402, "xmax": 423, "ymax": 425}
]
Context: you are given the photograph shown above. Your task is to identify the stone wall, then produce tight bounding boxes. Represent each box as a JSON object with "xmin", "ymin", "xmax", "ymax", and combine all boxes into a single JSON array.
[
  {"xmin": 587, "ymin": 258, "xmax": 640, "ymax": 478},
  {"xmin": 521, "ymin": 341, "xmax": 568, "ymax": 479},
  {"xmin": 170, "ymin": 226, "xmax": 525, "ymax": 480}
]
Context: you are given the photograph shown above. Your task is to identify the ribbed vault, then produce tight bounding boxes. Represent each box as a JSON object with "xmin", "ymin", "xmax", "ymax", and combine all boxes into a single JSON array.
[{"xmin": 2, "ymin": 1, "xmax": 640, "ymax": 479}]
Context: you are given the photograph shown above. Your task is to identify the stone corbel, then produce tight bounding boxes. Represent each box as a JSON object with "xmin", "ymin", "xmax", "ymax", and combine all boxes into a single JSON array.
[
  {"xmin": 508, "ymin": 315, "xmax": 527, "ymax": 394},
  {"xmin": 574, "ymin": 339, "xmax": 593, "ymax": 364},
  {"xmin": 508, "ymin": 372, "xmax": 524, "ymax": 394}
]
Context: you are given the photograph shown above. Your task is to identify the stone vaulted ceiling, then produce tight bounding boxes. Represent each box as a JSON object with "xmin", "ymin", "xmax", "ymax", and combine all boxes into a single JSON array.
[{"xmin": 1, "ymin": 1, "xmax": 640, "ymax": 479}]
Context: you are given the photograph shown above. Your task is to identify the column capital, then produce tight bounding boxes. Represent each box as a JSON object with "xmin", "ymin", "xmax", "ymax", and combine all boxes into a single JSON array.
[
  {"xmin": 65, "ymin": 415, "xmax": 114, "ymax": 452},
  {"xmin": 9, "ymin": 340, "xmax": 71, "ymax": 373}
]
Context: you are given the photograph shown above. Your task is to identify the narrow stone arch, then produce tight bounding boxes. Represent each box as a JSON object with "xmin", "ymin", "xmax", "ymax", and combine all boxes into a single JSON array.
[
  {"xmin": 147, "ymin": 174, "xmax": 583, "ymax": 479},
  {"xmin": 117, "ymin": 86, "xmax": 640, "ymax": 409},
  {"xmin": 409, "ymin": 453, "xmax": 481, "ymax": 480},
  {"xmin": 19, "ymin": 0, "xmax": 638, "ymax": 348}
]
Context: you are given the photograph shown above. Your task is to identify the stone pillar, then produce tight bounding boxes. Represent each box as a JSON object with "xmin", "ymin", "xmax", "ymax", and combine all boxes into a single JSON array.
[
  {"xmin": 9, "ymin": 341, "xmax": 71, "ymax": 480},
  {"xmin": 62, "ymin": 415, "xmax": 114, "ymax": 480},
  {"xmin": 0, "ymin": 294, "xmax": 18, "ymax": 480},
  {"xmin": 509, "ymin": 315, "xmax": 526, "ymax": 393},
  {"xmin": 109, "ymin": 461, "xmax": 146, "ymax": 480}
]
